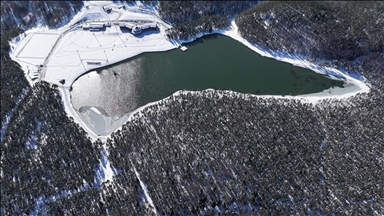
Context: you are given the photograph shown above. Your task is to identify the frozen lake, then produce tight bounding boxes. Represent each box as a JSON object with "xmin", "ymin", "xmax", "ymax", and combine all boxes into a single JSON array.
[{"xmin": 71, "ymin": 34, "xmax": 345, "ymax": 117}]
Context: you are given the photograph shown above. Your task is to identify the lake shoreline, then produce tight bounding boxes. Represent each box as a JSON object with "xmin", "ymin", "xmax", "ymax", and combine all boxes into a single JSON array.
[
  {"xmin": 9, "ymin": 2, "xmax": 370, "ymax": 139},
  {"xmin": 65, "ymin": 19, "xmax": 370, "ymax": 139},
  {"xmin": 172, "ymin": 20, "xmax": 369, "ymax": 104},
  {"xmin": 74, "ymin": 19, "xmax": 370, "ymax": 138}
]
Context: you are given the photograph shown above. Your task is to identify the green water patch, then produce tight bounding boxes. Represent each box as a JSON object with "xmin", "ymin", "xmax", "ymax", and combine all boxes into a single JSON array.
[{"xmin": 71, "ymin": 34, "xmax": 344, "ymax": 116}]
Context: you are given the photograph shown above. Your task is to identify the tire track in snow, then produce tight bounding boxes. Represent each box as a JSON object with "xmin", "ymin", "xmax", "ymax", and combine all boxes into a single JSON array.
[
  {"xmin": 31, "ymin": 180, "xmax": 94, "ymax": 215},
  {"xmin": 30, "ymin": 140, "xmax": 117, "ymax": 215},
  {"xmin": 94, "ymin": 140, "xmax": 116, "ymax": 187},
  {"xmin": 130, "ymin": 159, "xmax": 158, "ymax": 215}
]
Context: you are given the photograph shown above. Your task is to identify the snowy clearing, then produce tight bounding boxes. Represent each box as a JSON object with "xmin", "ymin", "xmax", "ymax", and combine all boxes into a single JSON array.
[
  {"xmin": 16, "ymin": 33, "xmax": 60, "ymax": 59},
  {"xmin": 9, "ymin": 1, "xmax": 177, "ymax": 88}
]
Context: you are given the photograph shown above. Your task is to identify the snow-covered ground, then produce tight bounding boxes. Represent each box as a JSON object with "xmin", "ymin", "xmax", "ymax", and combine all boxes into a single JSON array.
[
  {"xmin": 9, "ymin": 1, "xmax": 176, "ymax": 88},
  {"xmin": 8, "ymin": 0, "xmax": 176, "ymax": 139},
  {"xmin": 94, "ymin": 141, "xmax": 115, "ymax": 186},
  {"xmin": 9, "ymin": 1, "xmax": 370, "ymax": 139},
  {"xmin": 15, "ymin": 33, "xmax": 60, "ymax": 59}
]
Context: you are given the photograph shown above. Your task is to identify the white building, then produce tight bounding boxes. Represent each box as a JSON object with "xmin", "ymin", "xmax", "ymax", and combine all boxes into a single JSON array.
[
  {"xmin": 131, "ymin": 26, "xmax": 142, "ymax": 34},
  {"xmin": 140, "ymin": 23, "xmax": 158, "ymax": 30},
  {"xmin": 89, "ymin": 22, "xmax": 105, "ymax": 29},
  {"xmin": 82, "ymin": 22, "xmax": 105, "ymax": 30},
  {"xmin": 125, "ymin": 23, "xmax": 134, "ymax": 29}
]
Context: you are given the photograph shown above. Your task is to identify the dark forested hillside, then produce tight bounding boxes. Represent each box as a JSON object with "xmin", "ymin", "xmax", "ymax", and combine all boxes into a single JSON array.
[
  {"xmin": 1, "ymin": 0, "xmax": 84, "ymax": 132},
  {"xmin": 1, "ymin": 82, "xmax": 100, "ymax": 215},
  {"xmin": 0, "ymin": 1, "xmax": 84, "ymax": 32},
  {"xmin": 105, "ymin": 89, "xmax": 383, "ymax": 215},
  {"xmin": 0, "ymin": 28, "xmax": 30, "ymax": 128},
  {"xmin": 1, "ymin": 1, "xmax": 384, "ymax": 215},
  {"xmin": 236, "ymin": 1, "xmax": 384, "ymax": 86},
  {"xmin": 44, "ymin": 174, "xmax": 155, "ymax": 215},
  {"xmin": 159, "ymin": 1, "xmax": 258, "ymax": 40},
  {"xmin": 1, "ymin": 4, "xmax": 99, "ymax": 212}
]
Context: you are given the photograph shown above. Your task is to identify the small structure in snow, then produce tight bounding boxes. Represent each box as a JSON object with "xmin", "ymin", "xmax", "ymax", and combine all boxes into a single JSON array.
[
  {"xmin": 82, "ymin": 22, "xmax": 105, "ymax": 30},
  {"xmin": 125, "ymin": 23, "xmax": 134, "ymax": 29},
  {"xmin": 119, "ymin": 22, "xmax": 159, "ymax": 34},
  {"xmin": 59, "ymin": 79, "xmax": 65, "ymax": 85},
  {"xmin": 180, "ymin": 46, "xmax": 188, "ymax": 51},
  {"xmin": 141, "ymin": 24, "xmax": 150, "ymax": 30},
  {"xmin": 89, "ymin": 23, "xmax": 105, "ymax": 30},
  {"xmin": 87, "ymin": 62, "xmax": 101, "ymax": 65},
  {"xmin": 28, "ymin": 68, "xmax": 39, "ymax": 80},
  {"xmin": 103, "ymin": 6, "xmax": 112, "ymax": 13},
  {"xmin": 131, "ymin": 26, "xmax": 142, "ymax": 35},
  {"xmin": 117, "ymin": 5, "xmax": 125, "ymax": 10},
  {"xmin": 131, "ymin": 23, "xmax": 158, "ymax": 35}
]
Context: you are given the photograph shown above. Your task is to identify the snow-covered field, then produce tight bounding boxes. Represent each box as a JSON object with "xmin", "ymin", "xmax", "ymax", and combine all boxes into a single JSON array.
[
  {"xmin": 9, "ymin": 1, "xmax": 176, "ymax": 87},
  {"xmin": 16, "ymin": 33, "xmax": 60, "ymax": 59},
  {"xmin": 9, "ymin": 1, "xmax": 370, "ymax": 139}
]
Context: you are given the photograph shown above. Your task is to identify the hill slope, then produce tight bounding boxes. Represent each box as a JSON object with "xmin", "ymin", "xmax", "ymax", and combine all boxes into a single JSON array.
[
  {"xmin": 1, "ymin": 1, "xmax": 383, "ymax": 215},
  {"xmin": 236, "ymin": 1, "xmax": 384, "ymax": 87}
]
